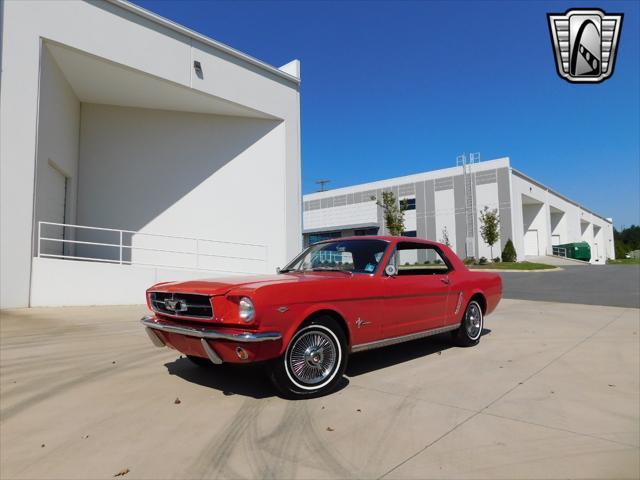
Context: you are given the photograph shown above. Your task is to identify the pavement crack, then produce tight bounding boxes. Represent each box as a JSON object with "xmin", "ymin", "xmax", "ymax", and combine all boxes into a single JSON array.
[{"xmin": 377, "ymin": 310, "xmax": 628, "ymax": 479}]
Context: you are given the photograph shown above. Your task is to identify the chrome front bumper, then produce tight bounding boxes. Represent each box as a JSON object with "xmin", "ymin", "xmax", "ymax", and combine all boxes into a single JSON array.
[
  {"xmin": 141, "ymin": 315, "xmax": 282, "ymax": 365},
  {"xmin": 141, "ymin": 315, "xmax": 282, "ymax": 342}
]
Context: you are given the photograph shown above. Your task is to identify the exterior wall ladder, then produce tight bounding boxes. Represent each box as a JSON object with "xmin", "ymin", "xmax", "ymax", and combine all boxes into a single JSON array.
[{"xmin": 456, "ymin": 153, "xmax": 480, "ymax": 258}]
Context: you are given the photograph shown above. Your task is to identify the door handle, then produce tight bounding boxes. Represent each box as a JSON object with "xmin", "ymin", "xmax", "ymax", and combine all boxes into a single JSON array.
[{"xmin": 440, "ymin": 277, "xmax": 451, "ymax": 285}]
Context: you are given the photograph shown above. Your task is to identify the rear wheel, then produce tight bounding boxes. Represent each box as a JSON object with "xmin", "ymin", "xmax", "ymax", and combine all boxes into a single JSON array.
[
  {"xmin": 452, "ymin": 300, "xmax": 483, "ymax": 347},
  {"xmin": 268, "ymin": 317, "xmax": 347, "ymax": 398}
]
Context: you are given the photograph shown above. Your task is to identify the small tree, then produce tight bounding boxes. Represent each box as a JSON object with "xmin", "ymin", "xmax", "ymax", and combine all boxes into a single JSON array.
[
  {"xmin": 371, "ymin": 191, "xmax": 407, "ymax": 236},
  {"xmin": 502, "ymin": 239, "xmax": 517, "ymax": 262},
  {"xmin": 479, "ymin": 206, "xmax": 500, "ymax": 259},
  {"xmin": 440, "ymin": 226, "xmax": 451, "ymax": 247}
]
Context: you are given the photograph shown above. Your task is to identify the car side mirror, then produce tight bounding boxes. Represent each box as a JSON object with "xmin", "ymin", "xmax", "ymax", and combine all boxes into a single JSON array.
[{"xmin": 384, "ymin": 264, "xmax": 397, "ymax": 277}]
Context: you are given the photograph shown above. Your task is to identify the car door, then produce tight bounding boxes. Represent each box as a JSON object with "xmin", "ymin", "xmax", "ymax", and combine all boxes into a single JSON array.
[{"xmin": 381, "ymin": 242, "xmax": 452, "ymax": 338}]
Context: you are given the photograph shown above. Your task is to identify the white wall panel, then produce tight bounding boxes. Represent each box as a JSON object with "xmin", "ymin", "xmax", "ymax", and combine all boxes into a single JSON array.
[
  {"xmin": 76, "ymin": 104, "xmax": 285, "ymax": 273},
  {"xmin": 303, "ymin": 202, "xmax": 378, "ymax": 231},
  {"xmin": 434, "ymin": 189, "xmax": 456, "ymax": 251}
]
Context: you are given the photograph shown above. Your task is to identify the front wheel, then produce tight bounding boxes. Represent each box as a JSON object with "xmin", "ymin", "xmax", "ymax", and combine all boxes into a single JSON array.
[
  {"xmin": 452, "ymin": 300, "xmax": 484, "ymax": 347},
  {"xmin": 268, "ymin": 318, "xmax": 347, "ymax": 398}
]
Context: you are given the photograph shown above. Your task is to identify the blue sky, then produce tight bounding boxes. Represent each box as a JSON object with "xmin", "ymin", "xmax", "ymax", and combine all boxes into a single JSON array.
[{"xmin": 133, "ymin": 0, "xmax": 639, "ymax": 228}]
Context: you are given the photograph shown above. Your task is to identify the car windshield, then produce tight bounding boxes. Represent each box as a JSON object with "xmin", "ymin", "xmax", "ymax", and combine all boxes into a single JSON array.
[{"xmin": 283, "ymin": 239, "xmax": 389, "ymax": 274}]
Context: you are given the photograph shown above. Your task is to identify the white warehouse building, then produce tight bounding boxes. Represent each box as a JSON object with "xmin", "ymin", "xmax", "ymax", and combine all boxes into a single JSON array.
[
  {"xmin": 0, "ymin": 0, "xmax": 301, "ymax": 308},
  {"xmin": 303, "ymin": 157, "xmax": 614, "ymax": 264}
]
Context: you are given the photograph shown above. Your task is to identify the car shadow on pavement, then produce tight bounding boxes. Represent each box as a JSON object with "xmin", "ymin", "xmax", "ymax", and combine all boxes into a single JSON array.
[
  {"xmin": 346, "ymin": 328, "xmax": 492, "ymax": 377},
  {"xmin": 164, "ymin": 358, "xmax": 275, "ymax": 399},
  {"xmin": 163, "ymin": 357, "xmax": 350, "ymax": 400},
  {"xmin": 163, "ymin": 329, "xmax": 490, "ymax": 398}
]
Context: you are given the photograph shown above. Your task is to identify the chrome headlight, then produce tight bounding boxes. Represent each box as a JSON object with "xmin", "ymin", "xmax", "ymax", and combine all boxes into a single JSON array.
[{"xmin": 238, "ymin": 297, "xmax": 255, "ymax": 323}]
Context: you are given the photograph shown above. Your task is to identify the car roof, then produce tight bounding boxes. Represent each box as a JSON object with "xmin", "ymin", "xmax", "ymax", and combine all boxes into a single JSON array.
[{"xmin": 315, "ymin": 235, "xmax": 444, "ymax": 247}]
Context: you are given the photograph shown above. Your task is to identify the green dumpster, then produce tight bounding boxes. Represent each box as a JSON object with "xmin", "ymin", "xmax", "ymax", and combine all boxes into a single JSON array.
[{"xmin": 554, "ymin": 242, "xmax": 591, "ymax": 261}]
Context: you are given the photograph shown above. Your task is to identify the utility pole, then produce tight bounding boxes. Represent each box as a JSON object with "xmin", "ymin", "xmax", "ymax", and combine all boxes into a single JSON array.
[{"xmin": 315, "ymin": 179, "xmax": 331, "ymax": 192}]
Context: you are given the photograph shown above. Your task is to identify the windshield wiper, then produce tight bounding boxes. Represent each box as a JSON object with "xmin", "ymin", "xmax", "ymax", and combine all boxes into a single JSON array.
[{"xmin": 309, "ymin": 268, "xmax": 353, "ymax": 276}]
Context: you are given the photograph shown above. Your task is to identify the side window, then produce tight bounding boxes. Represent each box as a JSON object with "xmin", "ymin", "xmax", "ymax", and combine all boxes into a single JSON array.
[{"xmin": 390, "ymin": 242, "xmax": 451, "ymax": 275}]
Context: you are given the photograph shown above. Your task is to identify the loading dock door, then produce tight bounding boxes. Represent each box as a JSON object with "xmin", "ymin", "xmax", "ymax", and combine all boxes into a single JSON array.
[{"xmin": 524, "ymin": 229, "xmax": 539, "ymax": 256}]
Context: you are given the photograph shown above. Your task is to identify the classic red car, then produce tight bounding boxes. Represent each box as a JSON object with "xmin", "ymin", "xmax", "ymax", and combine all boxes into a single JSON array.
[{"xmin": 142, "ymin": 236, "xmax": 502, "ymax": 397}]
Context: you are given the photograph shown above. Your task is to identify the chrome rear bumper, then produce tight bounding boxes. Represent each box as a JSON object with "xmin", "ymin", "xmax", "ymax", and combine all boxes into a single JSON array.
[{"xmin": 140, "ymin": 315, "xmax": 282, "ymax": 343}]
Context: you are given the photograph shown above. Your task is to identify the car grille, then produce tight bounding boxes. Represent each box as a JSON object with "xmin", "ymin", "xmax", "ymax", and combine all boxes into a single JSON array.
[{"xmin": 148, "ymin": 292, "xmax": 213, "ymax": 319}]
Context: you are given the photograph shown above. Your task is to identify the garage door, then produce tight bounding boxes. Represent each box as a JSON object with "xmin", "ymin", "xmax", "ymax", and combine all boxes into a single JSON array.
[
  {"xmin": 524, "ymin": 229, "xmax": 539, "ymax": 256},
  {"xmin": 40, "ymin": 164, "xmax": 68, "ymax": 256}
]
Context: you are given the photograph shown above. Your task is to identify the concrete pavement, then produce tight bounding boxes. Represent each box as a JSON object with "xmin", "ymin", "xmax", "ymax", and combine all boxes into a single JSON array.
[{"xmin": 1, "ymin": 300, "xmax": 638, "ymax": 479}]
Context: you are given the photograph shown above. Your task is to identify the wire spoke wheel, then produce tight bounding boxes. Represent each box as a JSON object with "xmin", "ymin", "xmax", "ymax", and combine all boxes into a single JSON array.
[
  {"xmin": 464, "ymin": 302, "xmax": 482, "ymax": 340},
  {"xmin": 288, "ymin": 330, "xmax": 337, "ymax": 385}
]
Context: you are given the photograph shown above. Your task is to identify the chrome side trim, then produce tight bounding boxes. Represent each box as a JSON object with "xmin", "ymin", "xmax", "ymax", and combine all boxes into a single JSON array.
[
  {"xmin": 351, "ymin": 323, "xmax": 460, "ymax": 353},
  {"xmin": 140, "ymin": 315, "xmax": 282, "ymax": 342},
  {"xmin": 200, "ymin": 339, "xmax": 223, "ymax": 364},
  {"xmin": 145, "ymin": 327, "xmax": 166, "ymax": 347}
]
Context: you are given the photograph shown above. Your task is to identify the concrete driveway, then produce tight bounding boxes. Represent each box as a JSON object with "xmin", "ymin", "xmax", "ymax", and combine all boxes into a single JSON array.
[
  {"xmin": 1, "ymin": 300, "xmax": 638, "ymax": 479},
  {"xmin": 501, "ymin": 265, "xmax": 640, "ymax": 308}
]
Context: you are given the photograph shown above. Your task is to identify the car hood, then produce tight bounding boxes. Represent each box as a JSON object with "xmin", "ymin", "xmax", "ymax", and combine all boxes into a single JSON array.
[{"xmin": 149, "ymin": 273, "xmax": 346, "ymax": 296}]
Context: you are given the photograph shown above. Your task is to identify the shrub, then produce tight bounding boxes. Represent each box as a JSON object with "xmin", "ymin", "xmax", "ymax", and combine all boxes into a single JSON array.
[
  {"xmin": 502, "ymin": 239, "xmax": 517, "ymax": 262},
  {"xmin": 463, "ymin": 257, "xmax": 475, "ymax": 265},
  {"xmin": 493, "ymin": 257, "xmax": 501, "ymax": 263},
  {"xmin": 479, "ymin": 257, "xmax": 488, "ymax": 265}
]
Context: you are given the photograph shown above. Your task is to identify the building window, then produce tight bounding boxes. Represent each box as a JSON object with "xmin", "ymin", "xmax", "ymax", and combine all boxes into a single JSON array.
[
  {"xmin": 401, "ymin": 197, "xmax": 416, "ymax": 210},
  {"xmin": 402, "ymin": 230, "xmax": 417, "ymax": 237},
  {"xmin": 354, "ymin": 228, "xmax": 379, "ymax": 236},
  {"xmin": 308, "ymin": 231, "xmax": 341, "ymax": 245}
]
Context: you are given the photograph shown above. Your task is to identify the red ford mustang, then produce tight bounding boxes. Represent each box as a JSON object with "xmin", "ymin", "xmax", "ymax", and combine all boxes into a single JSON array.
[{"xmin": 141, "ymin": 236, "xmax": 502, "ymax": 397}]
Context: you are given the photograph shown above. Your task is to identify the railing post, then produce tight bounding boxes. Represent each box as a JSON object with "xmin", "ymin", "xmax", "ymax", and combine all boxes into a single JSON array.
[{"xmin": 119, "ymin": 230, "xmax": 123, "ymax": 265}]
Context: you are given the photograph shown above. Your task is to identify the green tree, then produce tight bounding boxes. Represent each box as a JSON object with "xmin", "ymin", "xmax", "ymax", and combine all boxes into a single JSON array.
[
  {"xmin": 501, "ymin": 239, "xmax": 517, "ymax": 262},
  {"xmin": 440, "ymin": 226, "xmax": 451, "ymax": 247},
  {"xmin": 614, "ymin": 225, "xmax": 640, "ymax": 257},
  {"xmin": 371, "ymin": 191, "xmax": 407, "ymax": 236},
  {"xmin": 479, "ymin": 206, "xmax": 500, "ymax": 259}
]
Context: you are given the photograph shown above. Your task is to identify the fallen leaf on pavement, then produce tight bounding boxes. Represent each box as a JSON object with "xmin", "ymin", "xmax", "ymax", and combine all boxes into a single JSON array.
[
  {"xmin": 114, "ymin": 468, "xmax": 130, "ymax": 477},
  {"xmin": 174, "ymin": 397, "xmax": 181, "ymax": 404},
  {"xmin": 326, "ymin": 427, "xmax": 334, "ymax": 432}
]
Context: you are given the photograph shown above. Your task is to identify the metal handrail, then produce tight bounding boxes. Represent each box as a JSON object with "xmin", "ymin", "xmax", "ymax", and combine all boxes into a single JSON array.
[{"xmin": 37, "ymin": 221, "xmax": 268, "ymax": 273}]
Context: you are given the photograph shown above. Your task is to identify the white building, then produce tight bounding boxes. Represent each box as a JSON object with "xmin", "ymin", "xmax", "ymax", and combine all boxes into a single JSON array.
[
  {"xmin": 303, "ymin": 157, "xmax": 614, "ymax": 264},
  {"xmin": 0, "ymin": 0, "xmax": 301, "ymax": 308}
]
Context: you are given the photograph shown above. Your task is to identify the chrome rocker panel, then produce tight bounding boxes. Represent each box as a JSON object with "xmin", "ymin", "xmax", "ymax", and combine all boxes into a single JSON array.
[
  {"xmin": 351, "ymin": 323, "xmax": 460, "ymax": 353},
  {"xmin": 140, "ymin": 315, "xmax": 283, "ymax": 343}
]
